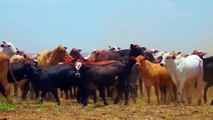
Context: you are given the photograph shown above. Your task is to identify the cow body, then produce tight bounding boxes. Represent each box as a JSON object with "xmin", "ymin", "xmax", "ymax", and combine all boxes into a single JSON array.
[
  {"xmin": 135, "ymin": 55, "xmax": 174, "ymax": 104},
  {"xmin": 25, "ymin": 64, "xmax": 78, "ymax": 105},
  {"xmin": 0, "ymin": 52, "xmax": 10, "ymax": 97},
  {"xmin": 160, "ymin": 53, "xmax": 204, "ymax": 105}
]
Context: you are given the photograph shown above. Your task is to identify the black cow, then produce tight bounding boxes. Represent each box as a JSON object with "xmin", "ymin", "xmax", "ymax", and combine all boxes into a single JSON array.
[
  {"xmin": 25, "ymin": 64, "xmax": 78, "ymax": 105},
  {"xmin": 75, "ymin": 57, "xmax": 136, "ymax": 106},
  {"xmin": 202, "ymin": 56, "xmax": 213, "ymax": 105}
]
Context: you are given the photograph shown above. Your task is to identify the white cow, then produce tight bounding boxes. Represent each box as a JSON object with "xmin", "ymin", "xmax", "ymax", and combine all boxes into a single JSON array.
[{"xmin": 160, "ymin": 53, "xmax": 204, "ymax": 105}]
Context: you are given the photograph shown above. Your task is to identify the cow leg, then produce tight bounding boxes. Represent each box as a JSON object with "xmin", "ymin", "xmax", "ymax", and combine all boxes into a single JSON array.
[
  {"xmin": 211, "ymin": 99, "xmax": 213, "ymax": 105},
  {"xmin": 92, "ymin": 90, "xmax": 97, "ymax": 104},
  {"xmin": 124, "ymin": 84, "xmax": 129, "ymax": 105},
  {"xmin": 13, "ymin": 83, "xmax": 19, "ymax": 97},
  {"xmin": 177, "ymin": 81, "xmax": 184, "ymax": 105},
  {"xmin": 132, "ymin": 85, "xmax": 137, "ymax": 103},
  {"xmin": 21, "ymin": 81, "xmax": 30, "ymax": 100},
  {"xmin": 80, "ymin": 88, "xmax": 89, "ymax": 106},
  {"xmin": 186, "ymin": 84, "xmax": 192, "ymax": 105},
  {"xmin": 114, "ymin": 84, "xmax": 123, "ymax": 104},
  {"xmin": 168, "ymin": 84, "xmax": 173, "ymax": 104},
  {"xmin": 98, "ymin": 87, "xmax": 108, "ymax": 106},
  {"xmin": 160, "ymin": 86, "xmax": 166, "ymax": 102},
  {"xmin": 203, "ymin": 84, "xmax": 209, "ymax": 104},
  {"xmin": 154, "ymin": 84, "xmax": 160, "ymax": 105},
  {"xmin": 76, "ymin": 88, "xmax": 82, "ymax": 104},
  {"xmin": 173, "ymin": 84, "xmax": 177, "ymax": 102},
  {"xmin": 40, "ymin": 91, "xmax": 47, "ymax": 104},
  {"xmin": 139, "ymin": 77, "xmax": 143, "ymax": 96},
  {"xmin": 34, "ymin": 89, "xmax": 40, "ymax": 102},
  {"xmin": 51, "ymin": 89, "xmax": 61, "ymax": 105},
  {"xmin": 145, "ymin": 86, "xmax": 151, "ymax": 104}
]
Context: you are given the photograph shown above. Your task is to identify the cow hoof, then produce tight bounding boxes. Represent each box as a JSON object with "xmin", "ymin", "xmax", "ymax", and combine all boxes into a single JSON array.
[
  {"xmin": 175, "ymin": 101, "xmax": 181, "ymax": 106},
  {"xmin": 210, "ymin": 100, "xmax": 213, "ymax": 105},
  {"xmin": 104, "ymin": 103, "xmax": 108, "ymax": 106},
  {"xmin": 124, "ymin": 102, "xmax": 129, "ymax": 105}
]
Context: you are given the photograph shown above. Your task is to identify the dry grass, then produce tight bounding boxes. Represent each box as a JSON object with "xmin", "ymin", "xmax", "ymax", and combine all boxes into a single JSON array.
[{"xmin": 0, "ymin": 95, "xmax": 213, "ymax": 120}]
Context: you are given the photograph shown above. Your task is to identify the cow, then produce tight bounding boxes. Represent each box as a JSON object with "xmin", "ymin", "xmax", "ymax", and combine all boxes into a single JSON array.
[
  {"xmin": 24, "ymin": 64, "xmax": 79, "ymax": 105},
  {"xmin": 0, "ymin": 41, "xmax": 25, "ymax": 58},
  {"xmin": 160, "ymin": 53, "xmax": 204, "ymax": 105},
  {"xmin": 134, "ymin": 55, "xmax": 175, "ymax": 104},
  {"xmin": 191, "ymin": 50, "xmax": 207, "ymax": 58},
  {"xmin": 0, "ymin": 51, "xmax": 11, "ymax": 97},
  {"xmin": 202, "ymin": 56, "xmax": 213, "ymax": 105},
  {"xmin": 36, "ymin": 45, "xmax": 72, "ymax": 66},
  {"xmin": 69, "ymin": 48, "xmax": 87, "ymax": 62},
  {"xmin": 7, "ymin": 59, "xmax": 38, "ymax": 99},
  {"xmin": 74, "ymin": 57, "xmax": 136, "ymax": 106},
  {"xmin": 89, "ymin": 44, "xmax": 156, "ymax": 93}
]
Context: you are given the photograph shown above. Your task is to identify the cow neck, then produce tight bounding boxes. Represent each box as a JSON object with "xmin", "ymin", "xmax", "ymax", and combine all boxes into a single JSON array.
[
  {"xmin": 140, "ymin": 60, "xmax": 152, "ymax": 75},
  {"xmin": 165, "ymin": 58, "xmax": 180, "ymax": 74},
  {"xmin": 9, "ymin": 63, "xmax": 18, "ymax": 84}
]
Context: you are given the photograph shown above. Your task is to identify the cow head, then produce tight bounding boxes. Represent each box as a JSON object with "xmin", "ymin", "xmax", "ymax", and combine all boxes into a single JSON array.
[
  {"xmin": 1, "ymin": 41, "xmax": 20, "ymax": 58},
  {"xmin": 69, "ymin": 48, "xmax": 85, "ymax": 61},
  {"xmin": 74, "ymin": 62, "xmax": 82, "ymax": 78},
  {"xmin": 129, "ymin": 44, "xmax": 144, "ymax": 57},
  {"xmin": 134, "ymin": 55, "xmax": 146, "ymax": 67},
  {"xmin": 160, "ymin": 53, "xmax": 176, "ymax": 67},
  {"xmin": 191, "ymin": 50, "xmax": 207, "ymax": 58},
  {"xmin": 108, "ymin": 45, "xmax": 121, "ymax": 51},
  {"xmin": 48, "ymin": 45, "xmax": 70, "ymax": 65}
]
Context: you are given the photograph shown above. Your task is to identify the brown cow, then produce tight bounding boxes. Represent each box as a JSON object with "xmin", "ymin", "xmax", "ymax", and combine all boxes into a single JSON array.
[
  {"xmin": 135, "ymin": 55, "xmax": 175, "ymax": 104},
  {"xmin": 0, "ymin": 51, "xmax": 11, "ymax": 97},
  {"xmin": 36, "ymin": 45, "xmax": 72, "ymax": 66}
]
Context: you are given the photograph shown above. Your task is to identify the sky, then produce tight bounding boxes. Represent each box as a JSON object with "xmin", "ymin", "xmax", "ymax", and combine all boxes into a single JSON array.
[{"xmin": 0, "ymin": 0, "xmax": 213, "ymax": 54}]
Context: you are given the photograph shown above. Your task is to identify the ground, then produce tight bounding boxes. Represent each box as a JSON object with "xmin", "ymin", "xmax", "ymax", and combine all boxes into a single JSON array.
[{"xmin": 0, "ymin": 96, "xmax": 212, "ymax": 120}]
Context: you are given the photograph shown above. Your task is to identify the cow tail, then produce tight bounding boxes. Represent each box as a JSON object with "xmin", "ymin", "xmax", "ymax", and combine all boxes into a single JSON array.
[{"xmin": 195, "ymin": 59, "xmax": 203, "ymax": 89}]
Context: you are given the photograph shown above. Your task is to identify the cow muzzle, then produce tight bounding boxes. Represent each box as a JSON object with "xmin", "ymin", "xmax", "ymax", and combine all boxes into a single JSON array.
[
  {"xmin": 75, "ymin": 72, "xmax": 81, "ymax": 78},
  {"xmin": 160, "ymin": 63, "xmax": 164, "ymax": 67}
]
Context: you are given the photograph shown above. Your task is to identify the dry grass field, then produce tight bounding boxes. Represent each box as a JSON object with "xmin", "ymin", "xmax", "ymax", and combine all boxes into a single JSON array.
[{"xmin": 0, "ymin": 88, "xmax": 213, "ymax": 120}]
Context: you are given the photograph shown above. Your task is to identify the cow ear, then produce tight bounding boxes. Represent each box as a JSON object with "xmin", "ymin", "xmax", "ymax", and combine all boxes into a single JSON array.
[
  {"xmin": 130, "ymin": 44, "xmax": 134, "ymax": 49},
  {"xmin": 78, "ymin": 49, "xmax": 82, "ymax": 52},
  {"xmin": 2, "ymin": 41, "xmax": 6, "ymax": 44},
  {"xmin": 108, "ymin": 45, "xmax": 111, "ymax": 48},
  {"xmin": 177, "ymin": 51, "xmax": 181, "ymax": 55},
  {"xmin": 23, "ymin": 54, "xmax": 27, "ymax": 59},
  {"xmin": 117, "ymin": 47, "xmax": 121, "ymax": 50},
  {"xmin": 144, "ymin": 56, "xmax": 149, "ymax": 60},
  {"xmin": 130, "ymin": 56, "xmax": 136, "ymax": 61},
  {"xmin": 171, "ymin": 55, "xmax": 176, "ymax": 59}
]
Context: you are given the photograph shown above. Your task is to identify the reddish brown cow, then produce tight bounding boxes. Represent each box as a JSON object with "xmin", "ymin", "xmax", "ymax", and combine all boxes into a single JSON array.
[{"xmin": 0, "ymin": 51, "xmax": 11, "ymax": 97}]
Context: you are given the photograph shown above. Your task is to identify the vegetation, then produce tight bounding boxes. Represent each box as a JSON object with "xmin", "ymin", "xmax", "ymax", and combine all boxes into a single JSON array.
[{"xmin": 0, "ymin": 96, "xmax": 212, "ymax": 120}]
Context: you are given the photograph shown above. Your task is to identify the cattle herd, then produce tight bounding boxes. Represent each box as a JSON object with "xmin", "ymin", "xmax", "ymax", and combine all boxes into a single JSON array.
[{"xmin": 0, "ymin": 41, "xmax": 213, "ymax": 107}]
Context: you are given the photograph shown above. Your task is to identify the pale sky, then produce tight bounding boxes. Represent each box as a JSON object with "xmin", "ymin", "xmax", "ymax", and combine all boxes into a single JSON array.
[{"xmin": 0, "ymin": 0, "xmax": 213, "ymax": 54}]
